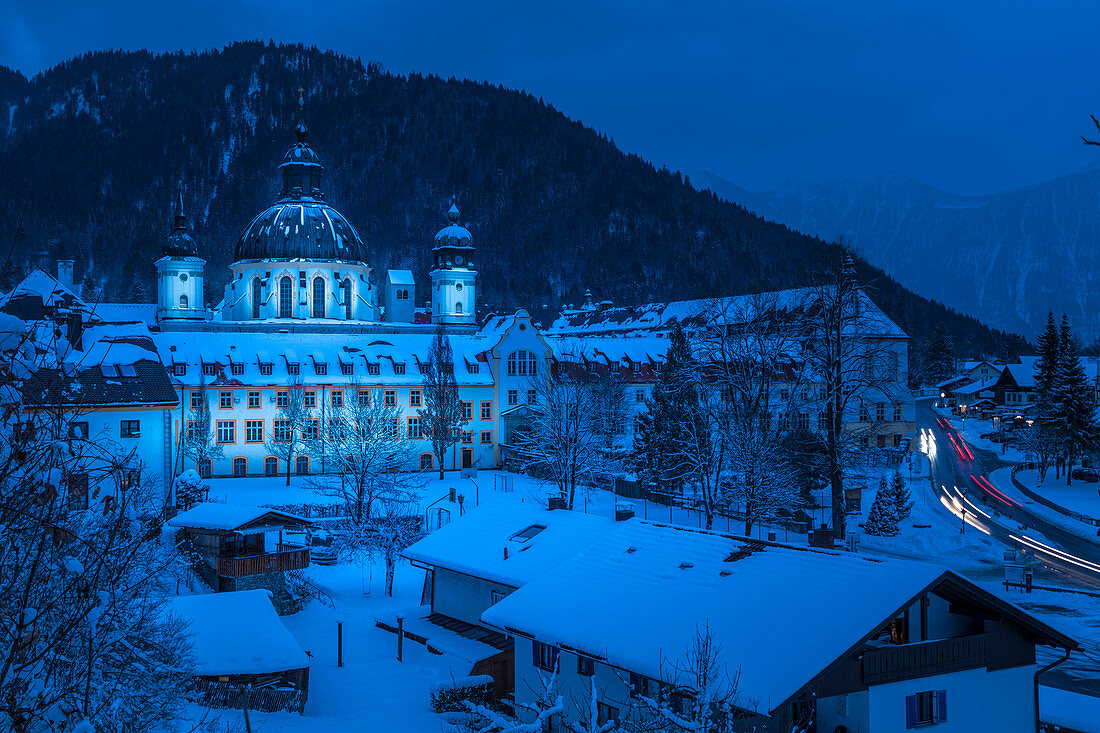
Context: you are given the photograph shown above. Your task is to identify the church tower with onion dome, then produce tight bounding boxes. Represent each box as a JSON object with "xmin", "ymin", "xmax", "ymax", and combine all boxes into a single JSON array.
[
  {"xmin": 154, "ymin": 184, "xmax": 206, "ymax": 322},
  {"xmin": 430, "ymin": 198, "xmax": 476, "ymax": 326},
  {"xmin": 219, "ymin": 121, "xmax": 378, "ymax": 323}
]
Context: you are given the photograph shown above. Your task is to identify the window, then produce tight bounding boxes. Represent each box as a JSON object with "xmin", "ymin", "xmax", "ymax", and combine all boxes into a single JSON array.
[
  {"xmin": 629, "ymin": 673, "xmax": 650, "ymax": 698},
  {"xmin": 368, "ymin": 362, "xmax": 380, "ymax": 376},
  {"xmin": 461, "ymin": 431, "xmax": 473, "ymax": 444},
  {"xmin": 279, "ymin": 276, "xmax": 293, "ymax": 318},
  {"xmin": 490, "ymin": 589, "xmax": 506, "ymax": 605},
  {"xmin": 410, "ymin": 389, "xmax": 422, "ymax": 407},
  {"xmin": 511, "ymin": 524, "xmax": 546, "ymax": 542},
  {"xmin": 358, "ymin": 390, "xmax": 371, "ymax": 407},
  {"xmin": 481, "ymin": 401, "xmax": 492, "ymax": 420},
  {"xmin": 246, "ymin": 420, "xmax": 263, "ymax": 443},
  {"xmin": 287, "ymin": 362, "xmax": 300, "ymax": 376},
  {"xmin": 174, "ymin": 363, "xmax": 187, "ymax": 376},
  {"xmin": 68, "ymin": 421, "xmax": 89, "ymax": 440},
  {"xmin": 259, "ymin": 362, "xmax": 273, "ymax": 376},
  {"xmin": 780, "ymin": 387, "xmax": 790, "ymax": 401},
  {"xmin": 341, "ymin": 279, "xmax": 352, "ymax": 320},
  {"xmin": 481, "ymin": 430, "xmax": 492, "ymax": 444},
  {"xmin": 198, "ymin": 459, "xmax": 212, "ymax": 479},
  {"xmin": 635, "ymin": 388, "xmax": 645, "ymax": 403},
  {"xmin": 469, "ymin": 362, "xmax": 479, "ymax": 374},
  {"xmin": 507, "ymin": 350, "xmax": 538, "ymax": 377},
  {"xmin": 859, "ymin": 405, "xmax": 870, "ymax": 423},
  {"xmin": 202, "ymin": 364, "xmax": 216, "ymax": 377},
  {"xmin": 597, "ymin": 702, "xmax": 619, "ymax": 727},
  {"xmin": 893, "ymin": 403, "xmax": 903, "ymax": 422},
  {"xmin": 120, "ymin": 420, "xmax": 140, "ymax": 438},
  {"xmin": 233, "ymin": 457, "xmax": 247, "ymax": 477},
  {"xmin": 276, "ymin": 391, "xmax": 288, "ymax": 408},
  {"xmin": 632, "ymin": 361, "xmax": 640, "ymax": 372},
  {"xmin": 67, "ymin": 473, "xmax": 89, "ymax": 510},
  {"xmin": 304, "ymin": 419, "xmax": 319, "ymax": 441},
  {"xmin": 507, "ymin": 389, "xmax": 518, "ymax": 406},
  {"xmin": 577, "ymin": 656, "xmax": 595, "ymax": 677},
  {"xmin": 231, "ymin": 363, "xmax": 244, "ymax": 376},
  {"xmin": 315, "ymin": 362, "xmax": 327, "ymax": 376},
  {"xmin": 407, "ymin": 418, "xmax": 422, "ymax": 439},
  {"xmin": 341, "ymin": 361, "xmax": 354, "ymax": 376},
  {"xmin": 120, "ymin": 470, "xmax": 140, "ymax": 492},
  {"xmin": 384, "ymin": 389, "xmax": 396, "ymax": 406},
  {"xmin": 190, "ymin": 390, "xmax": 202, "ymax": 409},
  {"xmin": 527, "ymin": 389, "xmax": 537, "ymax": 405},
  {"xmin": 216, "ymin": 420, "xmax": 235, "ymax": 444},
  {"xmin": 385, "ymin": 418, "xmax": 401, "ymax": 440},
  {"xmin": 419, "ymin": 453, "xmax": 433, "ymax": 470},
  {"xmin": 610, "ymin": 362, "xmax": 619, "ymax": 374},
  {"xmin": 304, "ymin": 391, "xmax": 316, "ymax": 408},
  {"xmin": 796, "ymin": 411, "xmax": 810, "ymax": 431},
  {"xmin": 219, "ymin": 390, "xmax": 233, "ymax": 409},
  {"xmin": 905, "ymin": 690, "xmax": 946, "ymax": 728},
  {"xmin": 296, "ymin": 455, "xmax": 310, "ymax": 475},
  {"xmin": 273, "ymin": 419, "xmax": 292, "ymax": 442},
  {"xmin": 394, "ymin": 363, "xmax": 406, "ymax": 375},
  {"xmin": 818, "ymin": 411, "xmax": 829, "ymax": 431},
  {"xmin": 876, "ymin": 402, "xmax": 885, "ymax": 422},
  {"xmin": 455, "ymin": 302, "xmax": 463, "ymax": 314},
  {"xmin": 532, "ymin": 641, "xmax": 558, "ymax": 672},
  {"xmin": 331, "ymin": 391, "xmax": 344, "ymax": 408},
  {"xmin": 264, "ymin": 456, "xmax": 279, "ymax": 476},
  {"xmin": 251, "ymin": 278, "xmax": 262, "ymax": 319},
  {"xmin": 461, "ymin": 401, "xmax": 472, "ymax": 420},
  {"xmin": 893, "ymin": 434, "xmax": 903, "ymax": 448},
  {"xmin": 312, "ymin": 277, "xmax": 326, "ymax": 318}
]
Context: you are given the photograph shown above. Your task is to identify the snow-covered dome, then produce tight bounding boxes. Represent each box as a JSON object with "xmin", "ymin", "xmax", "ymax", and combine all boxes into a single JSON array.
[
  {"xmin": 232, "ymin": 122, "xmax": 367, "ymax": 265},
  {"xmin": 434, "ymin": 201, "xmax": 472, "ymax": 243}
]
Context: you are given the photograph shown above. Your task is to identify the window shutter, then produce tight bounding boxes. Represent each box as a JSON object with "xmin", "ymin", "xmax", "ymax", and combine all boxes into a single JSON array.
[
  {"xmin": 936, "ymin": 690, "xmax": 947, "ymax": 723},
  {"xmin": 905, "ymin": 694, "xmax": 917, "ymax": 729},
  {"xmin": 532, "ymin": 641, "xmax": 540, "ymax": 666}
]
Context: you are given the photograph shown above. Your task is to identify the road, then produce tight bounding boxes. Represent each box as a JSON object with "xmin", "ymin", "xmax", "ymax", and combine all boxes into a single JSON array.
[{"xmin": 918, "ymin": 399, "xmax": 1100, "ymax": 589}]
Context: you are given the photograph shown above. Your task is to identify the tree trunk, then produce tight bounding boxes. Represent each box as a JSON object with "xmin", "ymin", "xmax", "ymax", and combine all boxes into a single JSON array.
[{"xmin": 385, "ymin": 558, "xmax": 395, "ymax": 597}]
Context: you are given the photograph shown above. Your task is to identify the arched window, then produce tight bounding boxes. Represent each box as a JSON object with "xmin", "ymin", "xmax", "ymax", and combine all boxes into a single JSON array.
[
  {"xmin": 264, "ymin": 456, "xmax": 278, "ymax": 476},
  {"xmin": 455, "ymin": 301, "xmax": 463, "ymax": 314},
  {"xmin": 279, "ymin": 276, "xmax": 293, "ymax": 318},
  {"xmin": 419, "ymin": 453, "xmax": 434, "ymax": 470},
  {"xmin": 251, "ymin": 278, "xmax": 262, "ymax": 319},
  {"xmin": 295, "ymin": 455, "xmax": 310, "ymax": 475},
  {"xmin": 232, "ymin": 457, "xmax": 247, "ymax": 477},
  {"xmin": 179, "ymin": 294, "xmax": 189, "ymax": 310},
  {"xmin": 312, "ymin": 277, "xmax": 326, "ymax": 318},
  {"xmin": 198, "ymin": 458, "xmax": 212, "ymax": 479},
  {"xmin": 342, "ymin": 279, "xmax": 353, "ymax": 320},
  {"xmin": 507, "ymin": 350, "xmax": 538, "ymax": 377}
]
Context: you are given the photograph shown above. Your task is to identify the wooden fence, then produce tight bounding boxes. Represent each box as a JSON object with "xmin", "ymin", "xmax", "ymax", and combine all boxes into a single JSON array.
[{"xmin": 188, "ymin": 679, "xmax": 306, "ymax": 714}]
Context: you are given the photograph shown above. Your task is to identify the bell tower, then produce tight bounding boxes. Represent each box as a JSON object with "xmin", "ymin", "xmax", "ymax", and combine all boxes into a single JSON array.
[
  {"xmin": 430, "ymin": 197, "xmax": 476, "ymax": 326},
  {"xmin": 155, "ymin": 183, "xmax": 206, "ymax": 322}
]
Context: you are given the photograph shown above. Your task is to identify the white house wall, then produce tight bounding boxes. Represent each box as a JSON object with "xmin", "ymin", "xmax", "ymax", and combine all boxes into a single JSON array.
[{"xmin": 432, "ymin": 567, "xmax": 516, "ymax": 627}]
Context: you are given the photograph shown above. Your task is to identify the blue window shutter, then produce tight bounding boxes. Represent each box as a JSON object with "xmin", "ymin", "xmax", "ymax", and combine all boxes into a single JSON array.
[
  {"xmin": 937, "ymin": 690, "xmax": 947, "ymax": 723},
  {"xmin": 905, "ymin": 694, "xmax": 917, "ymax": 729}
]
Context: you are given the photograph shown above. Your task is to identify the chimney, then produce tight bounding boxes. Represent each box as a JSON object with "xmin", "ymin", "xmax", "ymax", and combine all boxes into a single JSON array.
[
  {"xmin": 57, "ymin": 260, "xmax": 74, "ymax": 290},
  {"xmin": 615, "ymin": 502, "xmax": 635, "ymax": 522},
  {"xmin": 547, "ymin": 494, "xmax": 567, "ymax": 511}
]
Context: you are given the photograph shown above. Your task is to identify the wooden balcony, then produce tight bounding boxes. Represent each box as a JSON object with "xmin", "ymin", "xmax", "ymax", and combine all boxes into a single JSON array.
[
  {"xmin": 216, "ymin": 546, "xmax": 311, "ymax": 578},
  {"xmin": 863, "ymin": 633, "xmax": 991, "ymax": 685}
]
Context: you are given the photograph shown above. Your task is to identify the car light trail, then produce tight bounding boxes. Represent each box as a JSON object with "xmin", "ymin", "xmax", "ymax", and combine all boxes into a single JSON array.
[
  {"xmin": 1009, "ymin": 533, "xmax": 1100, "ymax": 575},
  {"xmin": 973, "ymin": 474, "xmax": 1019, "ymax": 507},
  {"xmin": 970, "ymin": 474, "xmax": 1013, "ymax": 507}
]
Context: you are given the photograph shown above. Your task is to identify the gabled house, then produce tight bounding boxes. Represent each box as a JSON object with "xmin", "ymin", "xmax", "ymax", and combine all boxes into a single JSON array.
[
  {"xmin": 480, "ymin": 520, "xmax": 1077, "ymax": 732},
  {"xmin": 401, "ymin": 504, "xmax": 615, "ymax": 697},
  {"xmin": 169, "ymin": 589, "xmax": 310, "ymax": 713},
  {"xmin": 168, "ymin": 503, "xmax": 313, "ymax": 613}
]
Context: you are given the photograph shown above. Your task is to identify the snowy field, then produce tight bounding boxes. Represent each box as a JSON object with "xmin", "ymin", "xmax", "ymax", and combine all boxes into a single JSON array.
[{"xmin": 1014, "ymin": 468, "xmax": 1100, "ymax": 520}]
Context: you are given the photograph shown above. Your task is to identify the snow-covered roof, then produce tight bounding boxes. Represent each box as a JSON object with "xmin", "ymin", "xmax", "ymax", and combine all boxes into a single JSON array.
[
  {"xmin": 1002, "ymin": 363, "xmax": 1036, "ymax": 388},
  {"xmin": 168, "ymin": 503, "xmax": 310, "ymax": 533},
  {"xmin": 953, "ymin": 377, "xmax": 999, "ymax": 396},
  {"xmin": 481, "ymin": 521, "xmax": 947, "ymax": 713},
  {"xmin": 169, "ymin": 590, "xmax": 309, "ymax": 675},
  {"xmin": 0, "ymin": 270, "xmax": 98, "ymax": 323},
  {"xmin": 154, "ymin": 330, "xmax": 494, "ymax": 386},
  {"xmin": 435, "ymin": 224, "xmax": 473, "ymax": 242},
  {"xmin": 91, "ymin": 303, "xmax": 159, "ymax": 325},
  {"xmin": 403, "ymin": 504, "xmax": 614, "ymax": 589},
  {"xmin": 545, "ymin": 287, "xmax": 907, "ymax": 339},
  {"xmin": 387, "ymin": 269, "xmax": 415, "ymax": 286},
  {"xmin": 548, "ymin": 336, "xmax": 669, "ymax": 365}
]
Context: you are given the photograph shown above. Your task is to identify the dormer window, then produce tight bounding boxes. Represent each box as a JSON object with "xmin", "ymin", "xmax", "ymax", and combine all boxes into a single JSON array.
[
  {"xmin": 231, "ymin": 363, "xmax": 244, "ymax": 376},
  {"xmin": 288, "ymin": 363, "xmax": 300, "ymax": 376},
  {"xmin": 394, "ymin": 363, "xmax": 406, "ymax": 375},
  {"xmin": 341, "ymin": 361, "xmax": 353, "ymax": 376},
  {"xmin": 202, "ymin": 364, "xmax": 216, "ymax": 377},
  {"xmin": 367, "ymin": 363, "xmax": 380, "ymax": 376},
  {"xmin": 315, "ymin": 363, "xmax": 327, "ymax": 376},
  {"xmin": 259, "ymin": 363, "xmax": 273, "ymax": 376}
]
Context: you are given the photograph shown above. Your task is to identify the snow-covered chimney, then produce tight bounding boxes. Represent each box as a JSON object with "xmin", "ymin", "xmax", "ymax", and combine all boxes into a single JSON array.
[{"xmin": 57, "ymin": 260, "xmax": 74, "ymax": 291}]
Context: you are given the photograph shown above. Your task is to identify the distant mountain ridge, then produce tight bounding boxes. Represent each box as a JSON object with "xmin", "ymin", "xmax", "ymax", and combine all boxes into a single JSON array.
[
  {"xmin": 694, "ymin": 164, "xmax": 1100, "ymax": 340},
  {"xmin": 0, "ymin": 42, "xmax": 1019, "ymax": 361}
]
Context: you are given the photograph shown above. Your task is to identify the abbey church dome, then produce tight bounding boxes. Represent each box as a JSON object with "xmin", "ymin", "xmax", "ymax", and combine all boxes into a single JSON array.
[{"xmin": 232, "ymin": 122, "xmax": 367, "ymax": 265}]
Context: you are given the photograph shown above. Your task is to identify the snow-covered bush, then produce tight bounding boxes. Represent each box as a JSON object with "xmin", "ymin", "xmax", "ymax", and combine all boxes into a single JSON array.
[
  {"xmin": 430, "ymin": 675, "xmax": 494, "ymax": 713},
  {"xmin": 173, "ymin": 468, "xmax": 209, "ymax": 510}
]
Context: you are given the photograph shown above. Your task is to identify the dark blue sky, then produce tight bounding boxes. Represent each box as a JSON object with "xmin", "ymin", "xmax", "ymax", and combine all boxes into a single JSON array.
[{"xmin": 4, "ymin": 1, "xmax": 1098, "ymax": 195}]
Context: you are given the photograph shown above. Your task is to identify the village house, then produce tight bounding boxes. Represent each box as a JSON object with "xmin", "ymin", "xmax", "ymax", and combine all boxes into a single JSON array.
[
  {"xmin": 168, "ymin": 503, "xmax": 313, "ymax": 614},
  {"xmin": 465, "ymin": 517, "xmax": 1078, "ymax": 732}
]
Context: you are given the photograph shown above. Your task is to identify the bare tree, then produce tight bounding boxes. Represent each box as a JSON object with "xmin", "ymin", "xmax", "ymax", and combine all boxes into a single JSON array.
[
  {"xmin": 305, "ymin": 383, "xmax": 422, "ymax": 523},
  {"xmin": 367, "ymin": 500, "xmax": 426, "ymax": 597},
  {"xmin": 724, "ymin": 422, "xmax": 800, "ymax": 536},
  {"xmin": 181, "ymin": 374, "xmax": 222, "ymax": 475},
  {"xmin": 0, "ymin": 312, "xmax": 192, "ymax": 733},
  {"xmin": 264, "ymin": 375, "xmax": 309, "ymax": 486},
  {"xmin": 420, "ymin": 329, "xmax": 467, "ymax": 479}
]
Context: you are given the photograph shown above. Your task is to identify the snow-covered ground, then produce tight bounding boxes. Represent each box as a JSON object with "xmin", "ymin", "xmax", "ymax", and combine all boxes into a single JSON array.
[
  {"xmin": 938, "ymin": 412, "xmax": 1029, "ymax": 463},
  {"xmin": 1014, "ymin": 468, "xmax": 1100, "ymax": 520},
  {"xmin": 990, "ymin": 467, "xmax": 1100, "ymax": 544}
]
